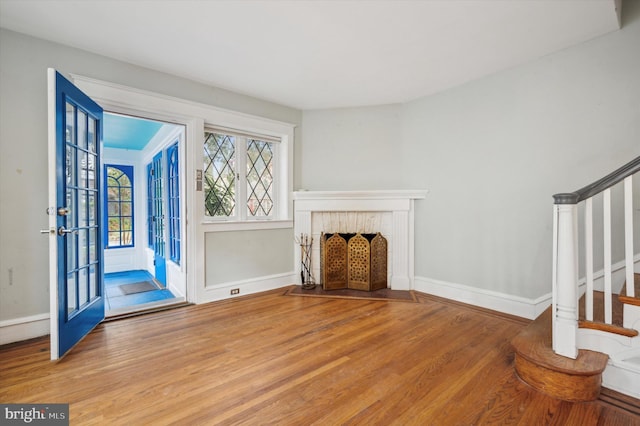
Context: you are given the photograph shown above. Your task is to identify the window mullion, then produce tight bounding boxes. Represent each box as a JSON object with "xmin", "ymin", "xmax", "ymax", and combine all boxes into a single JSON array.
[
  {"xmin": 236, "ymin": 136, "xmax": 247, "ymax": 221},
  {"xmin": 271, "ymin": 143, "xmax": 279, "ymax": 219}
]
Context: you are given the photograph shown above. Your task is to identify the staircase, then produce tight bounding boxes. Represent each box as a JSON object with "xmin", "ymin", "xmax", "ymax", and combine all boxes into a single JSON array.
[
  {"xmin": 513, "ymin": 156, "xmax": 640, "ymax": 403},
  {"xmin": 513, "ymin": 273, "xmax": 640, "ymax": 401}
]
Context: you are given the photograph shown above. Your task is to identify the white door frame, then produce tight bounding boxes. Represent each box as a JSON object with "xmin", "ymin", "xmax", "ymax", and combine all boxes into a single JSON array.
[{"xmin": 71, "ymin": 75, "xmax": 199, "ymax": 305}]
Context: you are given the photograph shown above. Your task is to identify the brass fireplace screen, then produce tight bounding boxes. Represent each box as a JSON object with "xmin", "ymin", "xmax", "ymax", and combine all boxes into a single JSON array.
[{"xmin": 320, "ymin": 232, "xmax": 388, "ymax": 291}]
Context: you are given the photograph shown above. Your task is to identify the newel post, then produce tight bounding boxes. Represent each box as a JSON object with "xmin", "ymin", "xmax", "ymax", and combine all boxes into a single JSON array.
[{"xmin": 552, "ymin": 193, "xmax": 579, "ymax": 359}]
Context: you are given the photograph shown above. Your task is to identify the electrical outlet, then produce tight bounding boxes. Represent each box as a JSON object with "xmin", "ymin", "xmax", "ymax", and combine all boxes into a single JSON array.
[{"xmin": 230, "ymin": 288, "xmax": 240, "ymax": 295}]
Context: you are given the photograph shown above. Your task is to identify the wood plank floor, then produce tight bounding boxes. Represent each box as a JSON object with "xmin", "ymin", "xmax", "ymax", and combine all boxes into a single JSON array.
[{"xmin": 1, "ymin": 287, "xmax": 638, "ymax": 425}]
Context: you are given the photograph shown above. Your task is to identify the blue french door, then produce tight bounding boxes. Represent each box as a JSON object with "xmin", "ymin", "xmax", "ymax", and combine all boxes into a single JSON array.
[
  {"xmin": 149, "ymin": 151, "xmax": 167, "ymax": 286},
  {"xmin": 49, "ymin": 70, "xmax": 104, "ymax": 359}
]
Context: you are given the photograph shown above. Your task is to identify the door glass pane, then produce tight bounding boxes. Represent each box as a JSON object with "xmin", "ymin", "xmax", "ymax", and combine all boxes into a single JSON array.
[
  {"xmin": 66, "ymin": 232, "xmax": 76, "ymax": 271},
  {"xmin": 78, "ymin": 229, "xmax": 88, "ymax": 267},
  {"xmin": 89, "ymin": 265, "xmax": 97, "ymax": 300},
  {"xmin": 167, "ymin": 143, "xmax": 180, "ymax": 264},
  {"xmin": 78, "ymin": 267, "xmax": 88, "ymax": 307},
  {"xmin": 66, "ymin": 146, "xmax": 75, "ymax": 186},
  {"xmin": 78, "ymin": 150, "xmax": 88, "ymax": 189},
  {"xmin": 78, "ymin": 110, "xmax": 87, "ymax": 150},
  {"xmin": 88, "ymin": 117, "xmax": 96, "ymax": 153},
  {"xmin": 156, "ymin": 215, "xmax": 164, "ymax": 256},
  {"xmin": 65, "ymin": 103, "xmax": 75, "ymax": 145},
  {"xmin": 87, "ymin": 154, "xmax": 96, "ymax": 189},
  {"xmin": 89, "ymin": 228, "xmax": 97, "ymax": 262},
  {"xmin": 79, "ymin": 190, "xmax": 87, "ymax": 227},
  {"xmin": 88, "ymin": 193, "xmax": 96, "ymax": 226},
  {"xmin": 66, "ymin": 189, "xmax": 76, "ymax": 229},
  {"xmin": 67, "ymin": 272, "xmax": 77, "ymax": 315}
]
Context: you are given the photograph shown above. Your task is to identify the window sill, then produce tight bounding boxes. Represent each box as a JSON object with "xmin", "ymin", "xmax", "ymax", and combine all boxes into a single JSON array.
[{"xmin": 200, "ymin": 219, "xmax": 293, "ymax": 232}]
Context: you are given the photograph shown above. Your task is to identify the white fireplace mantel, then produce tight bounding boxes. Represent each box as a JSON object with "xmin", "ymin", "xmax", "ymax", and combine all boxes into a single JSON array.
[{"xmin": 293, "ymin": 190, "xmax": 427, "ymax": 291}]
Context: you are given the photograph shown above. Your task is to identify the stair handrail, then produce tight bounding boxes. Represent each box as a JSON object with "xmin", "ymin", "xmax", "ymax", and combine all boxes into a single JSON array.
[
  {"xmin": 553, "ymin": 155, "xmax": 640, "ymax": 204},
  {"xmin": 551, "ymin": 154, "xmax": 639, "ymax": 360}
]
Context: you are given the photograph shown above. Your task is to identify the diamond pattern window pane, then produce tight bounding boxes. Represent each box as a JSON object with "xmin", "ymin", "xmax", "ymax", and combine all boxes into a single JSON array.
[
  {"xmin": 204, "ymin": 132, "xmax": 236, "ymax": 217},
  {"xmin": 246, "ymin": 139, "xmax": 273, "ymax": 217}
]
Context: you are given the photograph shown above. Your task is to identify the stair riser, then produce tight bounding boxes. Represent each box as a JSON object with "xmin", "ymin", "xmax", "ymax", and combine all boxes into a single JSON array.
[
  {"xmin": 623, "ymin": 304, "xmax": 640, "ymax": 330},
  {"xmin": 577, "ymin": 329, "xmax": 637, "ymax": 357},
  {"xmin": 514, "ymin": 354, "xmax": 602, "ymax": 402}
]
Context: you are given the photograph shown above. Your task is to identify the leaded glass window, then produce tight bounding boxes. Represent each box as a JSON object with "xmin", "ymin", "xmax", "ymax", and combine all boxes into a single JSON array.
[
  {"xmin": 204, "ymin": 129, "xmax": 278, "ymax": 220},
  {"xmin": 204, "ymin": 132, "xmax": 236, "ymax": 217},
  {"xmin": 247, "ymin": 139, "xmax": 273, "ymax": 217}
]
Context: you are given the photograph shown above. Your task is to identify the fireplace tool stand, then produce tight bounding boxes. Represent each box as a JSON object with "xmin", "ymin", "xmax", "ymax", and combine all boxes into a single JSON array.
[{"xmin": 298, "ymin": 233, "xmax": 315, "ymax": 289}]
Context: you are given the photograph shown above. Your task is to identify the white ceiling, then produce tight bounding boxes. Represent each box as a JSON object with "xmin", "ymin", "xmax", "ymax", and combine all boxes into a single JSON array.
[{"xmin": 0, "ymin": 0, "xmax": 621, "ymax": 110}]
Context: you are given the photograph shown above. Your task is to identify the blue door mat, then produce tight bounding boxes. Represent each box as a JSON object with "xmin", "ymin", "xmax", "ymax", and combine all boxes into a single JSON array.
[{"xmin": 119, "ymin": 281, "xmax": 158, "ymax": 295}]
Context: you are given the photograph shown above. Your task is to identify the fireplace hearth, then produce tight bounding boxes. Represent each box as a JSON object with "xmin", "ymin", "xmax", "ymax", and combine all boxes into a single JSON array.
[{"xmin": 320, "ymin": 232, "xmax": 387, "ymax": 291}]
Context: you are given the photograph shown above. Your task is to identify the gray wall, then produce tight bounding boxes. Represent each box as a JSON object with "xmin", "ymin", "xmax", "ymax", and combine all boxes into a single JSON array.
[
  {"xmin": 300, "ymin": 2, "xmax": 640, "ymax": 299},
  {"xmin": 205, "ymin": 229, "xmax": 294, "ymax": 286},
  {"xmin": 0, "ymin": 29, "xmax": 301, "ymax": 321},
  {"xmin": 299, "ymin": 105, "xmax": 403, "ymax": 190}
]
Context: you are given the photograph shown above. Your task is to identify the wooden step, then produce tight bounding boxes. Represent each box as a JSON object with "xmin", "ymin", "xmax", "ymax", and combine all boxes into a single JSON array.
[
  {"xmin": 619, "ymin": 273, "xmax": 640, "ymax": 307},
  {"xmin": 511, "ymin": 307, "xmax": 608, "ymax": 402},
  {"xmin": 578, "ymin": 319, "xmax": 638, "ymax": 337}
]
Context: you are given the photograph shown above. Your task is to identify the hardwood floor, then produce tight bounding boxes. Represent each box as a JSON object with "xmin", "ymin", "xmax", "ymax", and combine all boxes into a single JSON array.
[{"xmin": 1, "ymin": 287, "xmax": 638, "ymax": 425}]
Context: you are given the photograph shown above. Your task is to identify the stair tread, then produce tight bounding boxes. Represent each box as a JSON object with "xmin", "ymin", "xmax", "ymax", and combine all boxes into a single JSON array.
[
  {"xmin": 619, "ymin": 273, "xmax": 640, "ymax": 306},
  {"xmin": 578, "ymin": 319, "xmax": 639, "ymax": 337},
  {"xmin": 512, "ymin": 308, "xmax": 608, "ymax": 375}
]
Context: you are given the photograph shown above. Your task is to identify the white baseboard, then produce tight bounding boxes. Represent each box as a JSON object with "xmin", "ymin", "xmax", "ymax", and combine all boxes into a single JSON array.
[
  {"xmin": 414, "ymin": 276, "xmax": 551, "ymax": 320},
  {"xmin": 198, "ymin": 272, "xmax": 298, "ymax": 304},
  {"xmin": 603, "ymin": 356, "xmax": 640, "ymax": 399},
  {"xmin": 0, "ymin": 313, "xmax": 50, "ymax": 345}
]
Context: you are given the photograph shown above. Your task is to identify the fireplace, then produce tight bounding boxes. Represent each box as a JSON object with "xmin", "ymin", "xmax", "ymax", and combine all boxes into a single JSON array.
[
  {"xmin": 320, "ymin": 232, "xmax": 388, "ymax": 291},
  {"xmin": 293, "ymin": 190, "xmax": 427, "ymax": 291}
]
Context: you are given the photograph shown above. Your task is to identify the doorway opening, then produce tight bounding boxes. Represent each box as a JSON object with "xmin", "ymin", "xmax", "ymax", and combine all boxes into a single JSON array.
[{"xmin": 102, "ymin": 112, "xmax": 187, "ymax": 317}]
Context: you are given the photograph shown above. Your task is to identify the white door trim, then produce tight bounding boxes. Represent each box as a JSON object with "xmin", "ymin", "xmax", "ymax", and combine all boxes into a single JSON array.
[
  {"xmin": 46, "ymin": 68, "xmax": 59, "ymax": 357},
  {"xmin": 70, "ymin": 76, "xmax": 198, "ymax": 305}
]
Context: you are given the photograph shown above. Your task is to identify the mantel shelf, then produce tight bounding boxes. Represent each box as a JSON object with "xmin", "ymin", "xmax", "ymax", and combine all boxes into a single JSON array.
[{"xmin": 293, "ymin": 189, "xmax": 428, "ymax": 201}]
